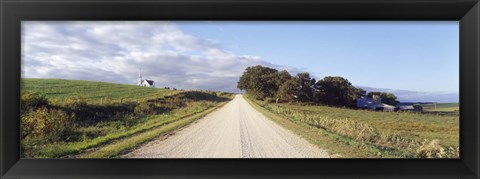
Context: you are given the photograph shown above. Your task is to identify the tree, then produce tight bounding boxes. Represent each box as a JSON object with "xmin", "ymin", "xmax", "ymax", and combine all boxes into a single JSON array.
[
  {"xmin": 367, "ymin": 92, "xmax": 399, "ymax": 106},
  {"xmin": 413, "ymin": 104, "xmax": 423, "ymax": 111},
  {"xmin": 272, "ymin": 70, "xmax": 293, "ymax": 102},
  {"xmin": 355, "ymin": 87, "xmax": 367, "ymax": 98},
  {"xmin": 314, "ymin": 76, "xmax": 358, "ymax": 106},
  {"xmin": 276, "ymin": 78, "xmax": 301, "ymax": 102},
  {"xmin": 274, "ymin": 70, "xmax": 292, "ymax": 89},
  {"xmin": 237, "ymin": 65, "xmax": 279, "ymax": 100},
  {"xmin": 296, "ymin": 72, "xmax": 316, "ymax": 102}
]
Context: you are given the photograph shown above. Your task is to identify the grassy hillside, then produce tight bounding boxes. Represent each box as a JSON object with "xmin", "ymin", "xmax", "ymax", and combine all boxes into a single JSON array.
[
  {"xmin": 22, "ymin": 78, "xmax": 179, "ymax": 104},
  {"xmin": 20, "ymin": 78, "xmax": 233, "ymax": 158},
  {"xmin": 421, "ymin": 103, "xmax": 459, "ymax": 112},
  {"xmin": 247, "ymin": 96, "xmax": 459, "ymax": 158}
]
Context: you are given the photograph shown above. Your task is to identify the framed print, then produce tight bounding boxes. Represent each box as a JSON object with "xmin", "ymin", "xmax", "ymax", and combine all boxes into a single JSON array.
[{"xmin": 1, "ymin": 0, "xmax": 479, "ymax": 178}]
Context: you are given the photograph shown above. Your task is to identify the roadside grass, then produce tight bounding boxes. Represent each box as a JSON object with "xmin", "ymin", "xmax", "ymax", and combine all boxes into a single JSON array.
[
  {"xmin": 245, "ymin": 98, "xmax": 377, "ymax": 158},
  {"xmin": 24, "ymin": 97, "xmax": 232, "ymax": 158},
  {"xmin": 421, "ymin": 103, "xmax": 459, "ymax": 112},
  {"xmin": 246, "ymin": 96, "xmax": 459, "ymax": 158},
  {"xmin": 34, "ymin": 111, "xmax": 188, "ymax": 158},
  {"xmin": 77, "ymin": 100, "xmax": 230, "ymax": 158},
  {"xmin": 273, "ymin": 103, "xmax": 458, "ymax": 147},
  {"xmin": 21, "ymin": 78, "xmax": 234, "ymax": 158}
]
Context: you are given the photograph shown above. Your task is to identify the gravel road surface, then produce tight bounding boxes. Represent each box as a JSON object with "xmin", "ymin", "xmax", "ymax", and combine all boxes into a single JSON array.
[{"xmin": 123, "ymin": 94, "xmax": 330, "ymax": 158}]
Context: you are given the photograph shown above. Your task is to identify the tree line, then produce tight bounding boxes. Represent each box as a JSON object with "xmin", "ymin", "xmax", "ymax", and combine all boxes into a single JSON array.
[{"xmin": 237, "ymin": 65, "xmax": 399, "ymax": 107}]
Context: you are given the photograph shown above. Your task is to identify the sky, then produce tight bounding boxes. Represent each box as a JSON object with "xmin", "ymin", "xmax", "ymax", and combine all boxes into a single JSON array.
[{"xmin": 21, "ymin": 21, "xmax": 459, "ymax": 102}]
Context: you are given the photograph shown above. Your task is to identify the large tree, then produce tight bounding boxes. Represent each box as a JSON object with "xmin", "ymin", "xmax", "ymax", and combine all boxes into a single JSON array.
[
  {"xmin": 272, "ymin": 70, "xmax": 293, "ymax": 102},
  {"xmin": 314, "ymin": 76, "xmax": 358, "ymax": 106},
  {"xmin": 367, "ymin": 92, "xmax": 399, "ymax": 106},
  {"xmin": 237, "ymin": 65, "xmax": 279, "ymax": 100},
  {"xmin": 274, "ymin": 70, "xmax": 292, "ymax": 89},
  {"xmin": 276, "ymin": 77, "xmax": 301, "ymax": 102},
  {"xmin": 296, "ymin": 72, "xmax": 316, "ymax": 102}
]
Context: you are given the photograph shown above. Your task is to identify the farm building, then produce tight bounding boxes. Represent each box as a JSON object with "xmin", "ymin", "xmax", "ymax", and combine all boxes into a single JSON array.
[
  {"xmin": 374, "ymin": 103, "xmax": 396, "ymax": 112},
  {"xmin": 356, "ymin": 95, "xmax": 395, "ymax": 112},
  {"xmin": 137, "ymin": 71, "xmax": 155, "ymax": 87},
  {"xmin": 357, "ymin": 94, "xmax": 382, "ymax": 109},
  {"xmin": 396, "ymin": 104, "xmax": 415, "ymax": 111},
  {"xmin": 357, "ymin": 98, "xmax": 378, "ymax": 109}
]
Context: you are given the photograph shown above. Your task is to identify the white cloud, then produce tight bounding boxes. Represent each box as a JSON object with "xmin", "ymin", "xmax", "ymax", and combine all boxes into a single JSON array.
[
  {"xmin": 22, "ymin": 21, "xmax": 294, "ymax": 92},
  {"xmin": 21, "ymin": 21, "xmax": 457, "ymax": 102}
]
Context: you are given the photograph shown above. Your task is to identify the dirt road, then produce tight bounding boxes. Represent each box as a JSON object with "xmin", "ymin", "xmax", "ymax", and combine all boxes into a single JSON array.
[{"xmin": 123, "ymin": 94, "xmax": 330, "ymax": 158}]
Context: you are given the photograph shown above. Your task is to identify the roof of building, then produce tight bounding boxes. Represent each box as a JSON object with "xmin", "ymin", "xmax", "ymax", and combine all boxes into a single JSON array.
[
  {"xmin": 357, "ymin": 98, "xmax": 395, "ymax": 109},
  {"xmin": 143, "ymin": 80, "xmax": 154, "ymax": 85},
  {"xmin": 375, "ymin": 103, "xmax": 395, "ymax": 109},
  {"xmin": 357, "ymin": 98, "xmax": 378, "ymax": 108},
  {"xmin": 397, "ymin": 105, "xmax": 415, "ymax": 110}
]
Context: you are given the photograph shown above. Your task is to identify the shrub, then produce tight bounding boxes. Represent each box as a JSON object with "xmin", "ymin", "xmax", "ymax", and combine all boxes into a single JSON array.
[
  {"xmin": 100, "ymin": 96, "xmax": 113, "ymax": 105},
  {"xmin": 134, "ymin": 102, "xmax": 156, "ymax": 115},
  {"xmin": 413, "ymin": 104, "xmax": 423, "ymax": 112},
  {"xmin": 21, "ymin": 107, "xmax": 76, "ymax": 142},
  {"xmin": 263, "ymin": 97, "xmax": 276, "ymax": 103},
  {"xmin": 21, "ymin": 91, "xmax": 49, "ymax": 115},
  {"xmin": 216, "ymin": 92, "xmax": 227, "ymax": 97},
  {"xmin": 134, "ymin": 102, "xmax": 173, "ymax": 116},
  {"xmin": 415, "ymin": 140, "xmax": 460, "ymax": 158},
  {"xmin": 416, "ymin": 140, "xmax": 446, "ymax": 158},
  {"xmin": 64, "ymin": 97, "xmax": 87, "ymax": 108},
  {"xmin": 164, "ymin": 96, "xmax": 186, "ymax": 108}
]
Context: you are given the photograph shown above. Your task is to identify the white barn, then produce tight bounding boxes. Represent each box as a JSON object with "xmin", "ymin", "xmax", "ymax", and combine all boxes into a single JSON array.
[{"xmin": 137, "ymin": 71, "xmax": 155, "ymax": 87}]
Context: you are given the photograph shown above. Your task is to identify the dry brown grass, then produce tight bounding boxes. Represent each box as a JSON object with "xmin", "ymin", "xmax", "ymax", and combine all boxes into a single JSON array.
[{"xmin": 251, "ymin": 98, "xmax": 459, "ymax": 158}]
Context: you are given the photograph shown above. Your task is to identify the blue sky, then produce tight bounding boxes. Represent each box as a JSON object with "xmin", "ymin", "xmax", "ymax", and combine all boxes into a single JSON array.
[
  {"xmin": 22, "ymin": 21, "xmax": 459, "ymax": 102},
  {"xmin": 178, "ymin": 21, "xmax": 459, "ymax": 93}
]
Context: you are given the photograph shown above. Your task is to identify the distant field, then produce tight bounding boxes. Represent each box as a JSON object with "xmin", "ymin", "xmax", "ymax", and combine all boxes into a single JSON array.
[
  {"xmin": 247, "ymin": 97, "xmax": 459, "ymax": 158},
  {"xmin": 421, "ymin": 103, "xmax": 459, "ymax": 112},
  {"xmin": 22, "ymin": 78, "xmax": 179, "ymax": 104}
]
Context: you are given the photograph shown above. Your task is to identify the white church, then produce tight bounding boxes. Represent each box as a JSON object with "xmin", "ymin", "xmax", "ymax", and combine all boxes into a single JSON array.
[{"xmin": 137, "ymin": 71, "xmax": 155, "ymax": 87}]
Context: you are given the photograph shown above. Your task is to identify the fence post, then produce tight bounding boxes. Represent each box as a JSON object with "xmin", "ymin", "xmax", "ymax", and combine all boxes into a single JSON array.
[{"xmin": 100, "ymin": 97, "xmax": 103, "ymax": 105}]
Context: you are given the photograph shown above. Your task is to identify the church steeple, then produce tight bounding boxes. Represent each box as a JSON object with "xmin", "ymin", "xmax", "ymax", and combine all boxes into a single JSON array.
[
  {"xmin": 136, "ymin": 69, "xmax": 155, "ymax": 87},
  {"xmin": 138, "ymin": 69, "xmax": 143, "ymax": 85}
]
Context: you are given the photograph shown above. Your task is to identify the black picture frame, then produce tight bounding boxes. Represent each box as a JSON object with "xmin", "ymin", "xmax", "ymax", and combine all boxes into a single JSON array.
[{"xmin": 1, "ymin": 0, "xmax": 479, "ymax": 178}]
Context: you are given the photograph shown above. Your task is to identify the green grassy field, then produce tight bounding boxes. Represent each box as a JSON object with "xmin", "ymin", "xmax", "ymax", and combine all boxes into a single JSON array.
[
  {"xmin": 247, "ymin": 97, "xmax": 459, "ymax": 158},
  {"xmin": 421, "ymin": 103, "xmax": 459, "ymax": 112},
  {"xmin": 21, "ymin": 78, "xmax": 233, "ymax": 158},
  {"xmin": 22, "ymin": 78, "xmax": 180, "ymax": 104}
]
